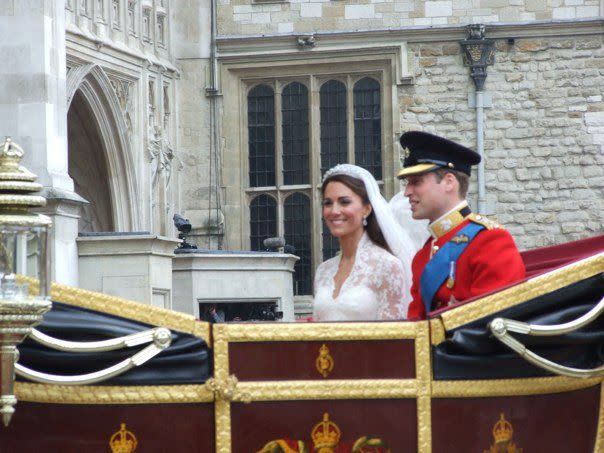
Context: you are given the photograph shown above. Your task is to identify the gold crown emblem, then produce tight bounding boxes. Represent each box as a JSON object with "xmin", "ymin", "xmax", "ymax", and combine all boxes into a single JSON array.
[
  {"xmin": 311, "ymin": 413, "xmax": 341, "ymax": 452},
  {"xmin": 110, "ymin": 423, "xmax": 138, "ymax": 453},
  {"xmin": 492, "ymin": 413, "xmax": 513, "ymax": 444},
  {"xmin": 316, "ymin": 344, "xmax": 334, "ymax": 378}
]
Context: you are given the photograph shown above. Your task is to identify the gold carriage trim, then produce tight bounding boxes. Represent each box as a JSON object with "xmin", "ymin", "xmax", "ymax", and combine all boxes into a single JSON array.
[
  {"xmin": 440, "ymin": 252, "xmax": 603, "ymax": 330},
  {"xmin": 110, "ymin": 423, "xmax": 138, "ymax": 453},
  {"xmin": 15, "ymin": 382, "xmax": 214, "ymax": 404},
  {"xmin": 233, "ymin": 380, "xmax": 418, "ymax": 402},
  {"xmin": 213, "ymin": 321, "xmax": 420, "ymax": 342},
  {"xmin": 316, "ymin": 344, "xmax": 335, "ymax": 378},
  {"xmin": 432, "ymin": 376, "xmax": 601, "ymax": 398},
  {"xmin": 213, "ymin": 322, "xmax": 431, "ymax": 453},
  {"xmin": 429, "ymin": 318, "xmax": 447, "ymax": 345},
  {"xmin": 17, "ymin": 275, "xmax": 210, "ymax": 343}
]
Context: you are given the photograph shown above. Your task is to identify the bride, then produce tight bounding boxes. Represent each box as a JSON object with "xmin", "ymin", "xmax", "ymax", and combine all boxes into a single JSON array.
[{"xmin": 313, "ymin": 164, "xmax": 427, "ymax": 321}]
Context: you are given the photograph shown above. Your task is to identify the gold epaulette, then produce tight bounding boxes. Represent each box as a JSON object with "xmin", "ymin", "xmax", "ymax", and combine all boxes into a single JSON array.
[{"xmin": 468, "ymin": 213, "xmax": 503, "ymax": 230}]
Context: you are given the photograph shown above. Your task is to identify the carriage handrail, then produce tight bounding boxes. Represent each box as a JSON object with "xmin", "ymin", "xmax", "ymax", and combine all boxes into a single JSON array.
[
  {"xmin": 489, "ymin": 295, "xmax": 604, "ymax": 379},
  {"xmin": 15, "ymin": 327, "xmax": 171, "ymax": 385},
  {"xmin": 28, "ymin": 326, "xmax": 164, "ymax": 352}
]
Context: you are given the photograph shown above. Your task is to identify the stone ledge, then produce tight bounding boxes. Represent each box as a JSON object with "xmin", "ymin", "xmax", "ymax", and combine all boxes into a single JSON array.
[{"xmin": 217, "ymin": 18, "xmax": 604, "ymax": 55}]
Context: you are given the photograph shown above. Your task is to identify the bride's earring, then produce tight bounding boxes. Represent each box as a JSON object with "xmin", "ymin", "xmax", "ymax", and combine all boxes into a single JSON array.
[{"xmin": 362, "ymin": 216, "xmax": 368, "ymax": 227}]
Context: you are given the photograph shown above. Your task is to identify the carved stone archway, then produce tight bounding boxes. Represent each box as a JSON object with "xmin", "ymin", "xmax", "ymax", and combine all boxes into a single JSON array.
[{"xmin": 66, "ymin": 64, "xmax": 141, "ymax": 231}]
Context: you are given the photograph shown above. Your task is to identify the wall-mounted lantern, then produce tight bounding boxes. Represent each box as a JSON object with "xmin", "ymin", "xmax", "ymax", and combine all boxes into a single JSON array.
[
  {"xmin": 460, "ymin": 24, "xmax": 496, "ymax": 91},
  {"xmin": 0, "ymin": 138, "xmax": 52, "ymax": 426}
]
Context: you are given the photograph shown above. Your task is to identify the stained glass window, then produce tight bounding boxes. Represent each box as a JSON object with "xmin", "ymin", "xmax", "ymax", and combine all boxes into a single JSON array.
[
  {"xmin": 320, "ymin": 80, "xmax": 348, "ymax": 176},
  {"xmin": 249, "ymin": 194, "xmax": 277, "ymax": 252},
  {"xmin": 248, "ymin": 84, "xmax": 276, "ymax": 187},
  {"xmin": 353, "ymin": 77, "xmax": 381, "ymax": 180},
  {"xmin": 282, "ymin": 82, "xmax": 309, "ymax": 185},
  {"xmin": 284, "ymin": 193, "xmax": 312, "ymax": 295}
]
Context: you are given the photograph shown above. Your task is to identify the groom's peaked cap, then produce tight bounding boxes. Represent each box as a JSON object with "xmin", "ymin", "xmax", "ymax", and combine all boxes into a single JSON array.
[{"xmin": 397, "ymin": 131, "xmax": 481, "ymax": 179}]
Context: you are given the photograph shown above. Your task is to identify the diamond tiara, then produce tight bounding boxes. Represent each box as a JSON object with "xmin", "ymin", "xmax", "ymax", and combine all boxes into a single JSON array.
[{"xmin": 322, "ymin": 164, "xmax": 371, "ymax": 183}]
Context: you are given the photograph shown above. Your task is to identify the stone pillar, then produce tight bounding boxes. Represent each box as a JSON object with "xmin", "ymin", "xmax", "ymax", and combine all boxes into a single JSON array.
[
  {"xmin": 0, "ymin": 0, "xmax": 82, "ymax": 285},
  {"xmin": 77, "ymin": 234, "xmax": 181, "ymax": 308}
]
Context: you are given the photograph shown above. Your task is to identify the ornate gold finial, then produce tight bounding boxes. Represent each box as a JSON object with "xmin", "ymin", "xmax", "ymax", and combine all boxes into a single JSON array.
[
  {"xmin": 315, "ymin": 343, "xmax": 334, "ymax": 378},
  {"xmin": 311, "ymin": 413, "xmax": 341, "ymax": 453},
  {"xmin": 109, "ymin": 423, "xmax": 138, "ymax": 453},
  {"xmin": 0, "ymin": 137, "xmax": 24, "ymax": 170},
  {"xmin": 484, "ymin": 413, "xmax": 522, "ymax": 453},
  {"xmin": 0, "ymin": 137, "xmax": 46, "ymax": 212},
  {"xmin": 206, "ymin": 374, "xmax": 251, "ymax": 403}
]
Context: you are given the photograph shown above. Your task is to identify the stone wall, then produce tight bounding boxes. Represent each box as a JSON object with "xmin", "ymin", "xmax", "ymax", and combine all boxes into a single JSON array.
[
  {"xmin": 182, "ymin": 0, "xmax": 604, "ymax": 252},
  {"xmin": 401, "ymin": 34, "xmax": 604, "ymax": 249},
  {"xmin": 176, "ymin": 59, "xmax": 224, "ymax": 249},
  {"xmin": 218, "ymin": 0, "xmax": 603, "ymax": 36}
]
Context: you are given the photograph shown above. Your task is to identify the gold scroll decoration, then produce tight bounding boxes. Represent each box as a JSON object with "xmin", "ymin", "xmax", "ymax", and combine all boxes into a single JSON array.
[
  {"xmin": 483, "ymin": 413, "xmax": 522, "ymax": 453},
  {"xmin": 316, "ymin": 344, "xmax": 334, "ymax": 378},
  {"xmin": 206, "ymin": 375, "xmax": 251, "ymax": 404},
  {"xmin": 109, "ymin": 423, "xmax": 138, "ymax": 453}
]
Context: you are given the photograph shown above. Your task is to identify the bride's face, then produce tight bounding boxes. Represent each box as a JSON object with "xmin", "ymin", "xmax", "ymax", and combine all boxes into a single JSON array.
[{"xmin": 322, "ymin": 181, "xmax": 371, "ymax": 239}]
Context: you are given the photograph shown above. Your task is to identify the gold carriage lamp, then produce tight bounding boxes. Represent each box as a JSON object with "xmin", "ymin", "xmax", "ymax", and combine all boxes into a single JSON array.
[{"xmin": 0, "ymin": 137, "xmax": 52, "ymax": 427}]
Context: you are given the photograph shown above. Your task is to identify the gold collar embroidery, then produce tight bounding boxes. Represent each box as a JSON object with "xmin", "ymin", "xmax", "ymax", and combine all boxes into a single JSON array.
[{"xmin": 429, "ymin": 201, "xmax": 470, "ymax": 239}]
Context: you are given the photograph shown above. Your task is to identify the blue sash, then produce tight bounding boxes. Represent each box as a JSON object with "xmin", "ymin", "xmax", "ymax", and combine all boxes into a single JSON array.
[{"xmin": 420, "ymin": 222, "xmax": 485, "ymax": 314}]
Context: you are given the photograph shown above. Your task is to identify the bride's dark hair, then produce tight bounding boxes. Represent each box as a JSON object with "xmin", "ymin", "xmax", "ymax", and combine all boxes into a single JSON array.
[{"xmin": 321, "ymin": 174, "xmax": 391, "ymax": 252}]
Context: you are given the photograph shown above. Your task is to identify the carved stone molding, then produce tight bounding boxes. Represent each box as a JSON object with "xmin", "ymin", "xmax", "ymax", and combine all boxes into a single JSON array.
[{"xmin": 108, "ymin": 76, "xmax": 134, "ymax": 139}]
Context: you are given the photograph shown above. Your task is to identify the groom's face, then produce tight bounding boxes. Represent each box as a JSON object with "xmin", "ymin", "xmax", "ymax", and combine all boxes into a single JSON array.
[
  {"xmin": 322, "ymin": 181, "xmax": 371, "ymax": 238},
  {"xmin": 403, "ymin": 172, "xmax": 449, "ymax": 222}
]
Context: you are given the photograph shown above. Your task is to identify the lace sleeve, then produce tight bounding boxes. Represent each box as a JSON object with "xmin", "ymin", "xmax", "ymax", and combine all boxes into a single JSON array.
[{"xmin": 375, "ymin": 256, "xmax": 410, "ymax": 320}]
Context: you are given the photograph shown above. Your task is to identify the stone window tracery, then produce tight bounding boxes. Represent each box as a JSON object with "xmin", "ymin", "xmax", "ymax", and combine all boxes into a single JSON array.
[
  {"xmin": 81, "ymin": 0, "xmax": 93, "ymax": 17},
  {"xmin": 95, "ymin": 0, "xmax": 105, "ymax": 22},
  {"xmin": 142, "ymin": 7, "xmax": 151, "ymax": 42},
  {"xmin": 148, "ymin": 79, "xmax": 156, "ymax": 133},
  {"xmin": 157, "ymin": 14, "xmax": 166, "ymax": 46},
  {"xmin": 112, "ymin": 0, "xmax": 121, "ymax": 29},
  {"xmin": 163, "ymin": 83, "xmax": 170, "ymax": 132},
  {"xmin": 128, "ymin": 0, "xmax": 137, "ymax": 35}
]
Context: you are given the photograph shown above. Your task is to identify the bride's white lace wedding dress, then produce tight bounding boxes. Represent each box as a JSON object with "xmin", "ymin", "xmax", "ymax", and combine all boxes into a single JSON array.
[{"xmin": 313, "ymin": 233, "xmax": 409, "ymax": 321}]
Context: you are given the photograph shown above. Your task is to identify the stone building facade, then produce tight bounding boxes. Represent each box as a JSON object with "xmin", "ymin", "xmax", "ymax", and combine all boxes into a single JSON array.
[{"xmin": 1, "ymin": 1, "xmax": 602, "ymax": 308}]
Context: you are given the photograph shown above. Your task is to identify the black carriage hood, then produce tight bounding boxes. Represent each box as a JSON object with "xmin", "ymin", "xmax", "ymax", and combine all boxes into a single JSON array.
[
  {"xmin": 432, "ymin": 272, "xmax": 604, "ymax": 380},
  {"xmin": 17, "ymin": 301, "xmax": 212, "ymax": 385}
]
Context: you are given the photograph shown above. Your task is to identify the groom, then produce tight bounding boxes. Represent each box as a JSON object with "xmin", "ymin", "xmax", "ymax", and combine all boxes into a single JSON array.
[{"xmin": 397, "ymin": 131, "xmax": 525, "ymax": 320}]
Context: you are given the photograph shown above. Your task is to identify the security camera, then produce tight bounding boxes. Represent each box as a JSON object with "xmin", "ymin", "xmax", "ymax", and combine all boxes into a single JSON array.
[
  {"xmin": 173, "ymin": 214, "xmax": 192, "ymax": 234},
  {"xmin": 173, "ymin": 214, "xmax": 197, "ymax": 252}
]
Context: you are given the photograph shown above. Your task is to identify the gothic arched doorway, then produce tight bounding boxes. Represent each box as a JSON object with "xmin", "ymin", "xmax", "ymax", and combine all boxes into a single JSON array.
[
  {"xmin": 66, "ymin": 64, "xmax": 140, "ymax": 233},
  {"xmin": 68, "ymin": 90, "xmax": 114, "ymax": 232}
]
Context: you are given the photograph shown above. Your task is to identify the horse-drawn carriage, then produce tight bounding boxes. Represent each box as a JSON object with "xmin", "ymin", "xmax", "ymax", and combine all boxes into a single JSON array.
[{"xmin": 1, "ymin": 235, "xmax": 603, "ymax": 452}]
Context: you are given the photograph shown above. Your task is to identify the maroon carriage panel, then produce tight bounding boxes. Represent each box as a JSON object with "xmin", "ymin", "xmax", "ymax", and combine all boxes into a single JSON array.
[
  {"xmin": 231, "ymin": 399, "xmax": 417, "ymax": 452},
  {"xmin": 432, "ymin": 386, "xmax": 600, "ymax": 453},
  {"xmin": 0, "ymin": 401, "xmax": 215, "ymax": 453},
  {"xmin": 229, "ymin": 340, "xmax": 416, "ymax": 381}
]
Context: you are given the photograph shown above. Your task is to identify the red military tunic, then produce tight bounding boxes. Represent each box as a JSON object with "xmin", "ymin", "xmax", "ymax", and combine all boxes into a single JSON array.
[{"xmin": 407, "ymin": 210, "xmax": 525, "ymax": 320}]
